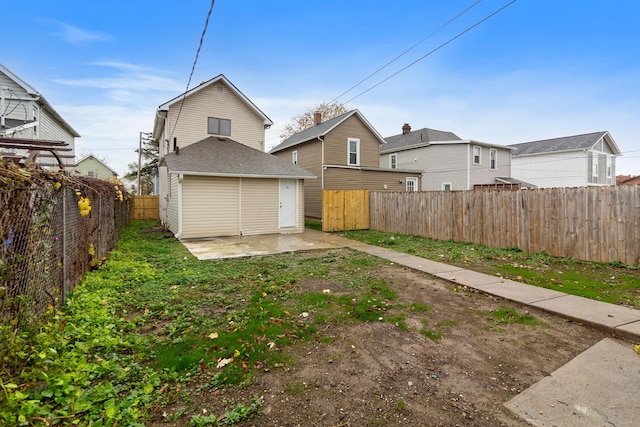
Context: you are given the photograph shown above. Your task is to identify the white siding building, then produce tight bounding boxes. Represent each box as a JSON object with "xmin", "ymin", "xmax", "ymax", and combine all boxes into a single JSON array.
[{"xmin": 510, "ymin": 131, "xmax": 621, "ymax": 188}]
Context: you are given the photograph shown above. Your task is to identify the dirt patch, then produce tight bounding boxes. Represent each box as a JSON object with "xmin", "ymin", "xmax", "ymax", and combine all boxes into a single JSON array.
[{"xmin": 150, "ymin": 262, "xmax": 607, "ymax": 426}]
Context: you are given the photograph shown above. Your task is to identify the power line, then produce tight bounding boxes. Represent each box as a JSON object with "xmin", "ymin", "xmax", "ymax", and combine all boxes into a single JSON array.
[
  {"xmin": 343, "ymin": 0, "xmax": 519, "ymax": 104},
  {"xmin": 169, "ymin": 0, "xmax": 215, "ymax": 140},
  {"xmin": 329, "ymin": 0, "xmax": 484, "ymax": 104}
]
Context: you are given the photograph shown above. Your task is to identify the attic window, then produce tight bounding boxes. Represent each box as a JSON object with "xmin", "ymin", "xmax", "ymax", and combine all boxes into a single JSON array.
[
  {"xmin": 208, "ymin": 117, "xmax": 231, "ymax": 136},
  {"xmin": 216, "ymin": 86, "xmax": 224, "ymax": 95}
]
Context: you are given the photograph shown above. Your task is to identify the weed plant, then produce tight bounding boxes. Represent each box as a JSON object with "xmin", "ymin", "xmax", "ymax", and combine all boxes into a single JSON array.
[{"xmin": 1, "ymin": 221, "xmax": 409, "ymax": 426}]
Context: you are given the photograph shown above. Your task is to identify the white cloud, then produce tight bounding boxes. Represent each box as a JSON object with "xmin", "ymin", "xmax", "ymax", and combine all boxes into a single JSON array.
[{"xmin": 50, "ymin": 21, "xmax": 111, "ymax": 45}]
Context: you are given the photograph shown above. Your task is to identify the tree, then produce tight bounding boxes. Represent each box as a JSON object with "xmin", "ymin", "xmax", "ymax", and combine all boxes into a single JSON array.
[
  {"xmin": 279, "ymin": 101, "xmax": 348, "ymax": 141},
  {"xmin": 124, "ymin": 133, "xmax": 158, "ymax": 195}
]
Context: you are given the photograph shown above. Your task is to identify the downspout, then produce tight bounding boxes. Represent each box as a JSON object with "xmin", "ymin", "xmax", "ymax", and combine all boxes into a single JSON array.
[
  {"xmin": 0, "ymin": 86, "xmax": 7, "ymax": 128},
  {"xmin": 175, "ymin": 173, "xmax": 184, "ymax": 238},
  {"xmin": 319, "ymin": 135, "xmax": 325, "ymax": 189},
  {"xmin": 467, "ymin": 144, "xmax": 471, "ymax": 190}
]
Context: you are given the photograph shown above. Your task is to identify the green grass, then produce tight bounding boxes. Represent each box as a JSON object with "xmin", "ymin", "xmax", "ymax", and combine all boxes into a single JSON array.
[
  {"xmin": 482, "ymin": 306, "xmax": 546, "ymax": 327},
  {"xmin": 1, "ymin": 221, "xmax": 420, "ymax": 426},
  {"xmin": 339, "ymin": 229, "xmax": 640, "ymax": 307}
]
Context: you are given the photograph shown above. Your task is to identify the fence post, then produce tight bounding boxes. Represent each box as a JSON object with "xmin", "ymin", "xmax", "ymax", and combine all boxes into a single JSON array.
[{"xmin": 62, "ymin": 187, "xmax": 67, "ymax": 306}]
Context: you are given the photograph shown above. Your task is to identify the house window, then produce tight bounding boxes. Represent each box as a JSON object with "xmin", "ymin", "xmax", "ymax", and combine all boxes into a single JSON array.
[
  {"xmin": 473, "ymin": 146, "xmax": 481, "ymax": 165},
  {"xmin": 87, "ymin": 170, "xmax": 95, "ymax": 177},
  {"xmin": 292, "ymin": 150, "xmax": 298, "ymax": 165},
  {"xmin": 207, "ymin": 117, "xmax": 231, "ymax": 136},
  {"xmin": 489, "ymin": 148, "xmax": 497, "ymax": 170},
  {"xmin": 442, "ymin": 182, "xmax": 452, "ymax": 191},
  {"xmin": 390, "ymin": 153, "xmax": 397, "ymax": 169},
  {"xmin": 406, "ymin": 177, "xmax": 418, "ymax": 192},
  {"xmin": 348, "ymin": 138, "xmax": 360, "ymax": 166},
  {"xmin": 606, "ymin": 156, "xmax": 612, "ymax": 179},
  {"xmin": 592, "ymin": 161, "xmax": 598, "ymax": 178}
]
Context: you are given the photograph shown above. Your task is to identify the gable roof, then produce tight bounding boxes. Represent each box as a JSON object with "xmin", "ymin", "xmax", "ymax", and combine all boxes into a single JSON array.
[
  {"xmin": 157, "ymin": 74, "xmax": 273, "ymax": 127},
  {"xmin": 160, "ymin": 137, "xmax": 315, "ymax": 179},
  {"xmin": 0, "ymin": 64, "xmax": 80, "ymax": 137},
  {"xmin": 510, "ymin": 131, "xmax": 621, "ymax": 157},
  {"xmin": 76, "ymin": 154, "xmax": 118, "ymax": 176},
  {"xmin": 270, "ymin": 109, "xmax": 385, "ymax": 154},
  {"xmin": 382, "ymin": 127, "xmax": 462, "ymax": 153}
]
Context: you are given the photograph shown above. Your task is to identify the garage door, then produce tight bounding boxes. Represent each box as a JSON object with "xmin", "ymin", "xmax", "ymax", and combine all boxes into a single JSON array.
[{"xmin": 182, "ymin": 176, "xmax": 239, "ymax": 238}]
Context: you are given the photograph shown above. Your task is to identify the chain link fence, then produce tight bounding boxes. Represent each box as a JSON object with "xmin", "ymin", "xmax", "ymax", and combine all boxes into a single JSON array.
[{"xmin": 1, "ymin": 162, "xmax": 129, "ymax": 325}]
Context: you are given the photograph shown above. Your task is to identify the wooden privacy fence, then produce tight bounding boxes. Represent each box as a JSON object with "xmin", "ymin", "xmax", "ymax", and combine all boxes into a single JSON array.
[
  {"xmin": 322, "ymin": 189, "xmax": 369, "ymax": 231},
  {"xmin": 131, "ymin": 195, "xmax": 159, "ymax": 220},
  {"xmin": 369, "ymin": 186, "xmax": 640, "ymax": 266}
]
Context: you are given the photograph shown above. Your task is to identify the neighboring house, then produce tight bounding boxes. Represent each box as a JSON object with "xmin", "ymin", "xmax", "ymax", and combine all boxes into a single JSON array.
[
  {"xmin": 617, "ymin": 175, "xmax": 640, "ymax": 186},
  {"xmin": 270, "ymin": 110, "xmax": 422, "ymax": 218},
  {"xmin": 0, "ymin": 64, "xmax": 79, "ymax": 169},
  {"xmin": 381, "ymin": 124, "xmax": 518, "ymax": 191},
  {"xmin": 75, "ymin": 154, "xmax": 117, "ymax": 180},
  {"xmin": 153, "ymin": 74, "xmax": 315, "ymax": 239},
  {"xmin": 510, "ymin": 131, "xmax": 621, "ymax": 188}
]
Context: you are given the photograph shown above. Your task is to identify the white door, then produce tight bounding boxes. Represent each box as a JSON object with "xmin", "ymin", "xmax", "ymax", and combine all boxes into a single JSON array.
[{"xmin": 279, "ymin": 179, "xmax": 297, "ymax": 227}]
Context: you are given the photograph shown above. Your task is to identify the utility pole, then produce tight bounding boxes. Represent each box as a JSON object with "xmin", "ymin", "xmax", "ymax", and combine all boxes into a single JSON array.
[{"xmin": 137, "ymin": 131, "xmax": 142, "ymax": 195}]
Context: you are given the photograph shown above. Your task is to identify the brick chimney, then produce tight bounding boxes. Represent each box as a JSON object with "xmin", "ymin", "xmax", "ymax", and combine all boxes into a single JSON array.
[
  {"xmin": 313, "ymin": 111, "xmax": 322, "ymax": 125},
  {"xmin": 402, "ymin": 123, "xmax": 411, "ymax": 134}
]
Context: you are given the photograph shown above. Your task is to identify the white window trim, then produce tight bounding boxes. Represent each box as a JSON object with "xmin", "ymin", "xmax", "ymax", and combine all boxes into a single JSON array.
[
  {"xmin": 592, "ymin": 162, "xmax": 598, "ymax": 178},
  {"xmin": 472, "ymin": 145, "xmax": 481, "ymax": 165},
  {"xmin": 390, "ymin": 153, "xmax": 397, "ymax": 169},
  {"xmin": 348, "ymin": 138, "xmax": 360, "ymax": 166},
  {"xmin": 207, "ymin": 117, "xmax": 231, "ymax": 136},
  {"xmin": 606, "ymin": 156, "xmax": 612, "ymax": 178},
  {"xmin": 406, "ymin": 177, "xmax": 418, "ymax": 192},
  {"xmin": 292, "ymin": 150, "xmax": 298, "ymax": 165},
  {"xmin": 442, "ymin": 182, "xmax": 452, "ymax": 191},
  {"xmin": 489, "ymin": 148, "xmax": 497, "ymax": 170}
]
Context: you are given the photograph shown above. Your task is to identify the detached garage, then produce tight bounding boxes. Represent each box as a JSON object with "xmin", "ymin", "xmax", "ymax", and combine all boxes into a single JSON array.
[{"xmin": 159, "ymin": 137, "xmax": 315, "ymax": 239}]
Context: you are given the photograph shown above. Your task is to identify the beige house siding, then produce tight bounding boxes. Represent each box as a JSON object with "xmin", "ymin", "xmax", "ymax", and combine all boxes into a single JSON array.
[
  {"xmin": 172, "ymin": 176, "xmax": 305, "ymax": 238},
  {"xmin": 240, "ymin": 178, "xmax": 279, "ymax": 235},
  {"xmin": 324, "ymin": 115, "xmax": 381, "ymax": 167},
  {"xmin": 158, "ymin": 167, "xmax": 169, "ymax": 226},
  {"xmin": 272, "ymin": 141, "xmax": 324, "ymax": 219},
  {"xmin": 164, "ymin": 82, "xmax": 266, "ymax": 153},
  {"xmin": 166, "ymin": 172, "xmax": 180, "ymax": 234},
  {"xmin": 181, "ymin": 176, "xmax": 239, "ymax": 238}
]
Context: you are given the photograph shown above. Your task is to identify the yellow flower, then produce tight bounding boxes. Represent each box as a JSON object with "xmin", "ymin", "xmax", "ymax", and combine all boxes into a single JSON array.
[
  {"xmin": 88, "ymin": 244, "xmax": 95, "ymax": 256},
  {"xmin": 54, "ymin": 182, "xmax": 62, "ymax": 189}
]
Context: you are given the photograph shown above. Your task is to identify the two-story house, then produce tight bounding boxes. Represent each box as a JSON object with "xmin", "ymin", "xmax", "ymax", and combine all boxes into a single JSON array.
[
  {"xmin": 0, "ymin": 64, "xmax": 79, "ymax": 169},
  {"xmin": 75, "ymin": 154, "xmax": 118, "ymax": 180},
  {"xmin": 510, "ymin": 131, "xmax": 621, "ymax": 188},
  {"xmin": 381, "ymin": 124, "xmax": 516, "ymax": 190},
  {"xmin": 153, "ymin": 74, "xmax": 315, "ymax": 239},
  {"xmin": 269, "ymin": 110, "xmax": 422, "ymax": 218}
]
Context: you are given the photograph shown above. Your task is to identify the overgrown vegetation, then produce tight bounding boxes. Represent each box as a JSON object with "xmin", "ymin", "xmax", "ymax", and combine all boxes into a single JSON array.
[
  {"xmin": 338, "ymin": 229, "xmax": 640, "ymax": 307},
  {"xmin": 1, "ymin": 221, "xmax": 431, "ymax": 426}
]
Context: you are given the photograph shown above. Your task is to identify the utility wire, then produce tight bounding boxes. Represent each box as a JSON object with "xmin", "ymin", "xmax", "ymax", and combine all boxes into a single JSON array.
[
  {"xmin": 330, "ymin": 0, "xmax": 484, "ymax": 104},
  {"xmin": 343, "ymin": 0, "xmax": 518, "ymax": 104},
  {"xmin": 169, "ymin": 0, "xmax": 215, "ymax": 140}
]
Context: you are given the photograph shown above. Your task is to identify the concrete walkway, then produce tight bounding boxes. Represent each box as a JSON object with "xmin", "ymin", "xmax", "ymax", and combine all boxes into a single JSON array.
[{"xmin": 183, "ymin": 228, "xmax": 640, "ymax": 425}]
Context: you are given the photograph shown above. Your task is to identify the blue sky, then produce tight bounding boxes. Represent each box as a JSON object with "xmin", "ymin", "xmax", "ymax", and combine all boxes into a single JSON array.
[{"xmin": 4, "ymin": 0, "xmax": 639, "ymax": 177}]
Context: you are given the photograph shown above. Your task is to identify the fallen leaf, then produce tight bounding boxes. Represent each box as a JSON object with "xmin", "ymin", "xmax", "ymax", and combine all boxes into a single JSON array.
[
  {"xmin": 234, "ymin": 349, "xmax": 240, "ymax": 358},
  {"xmin": 635, "ymin": 344, "xmax": 640, "ymax": 354},
  {"xmin": 216, "ymin": 358, "xmax": 233, "ymax": 369}
]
